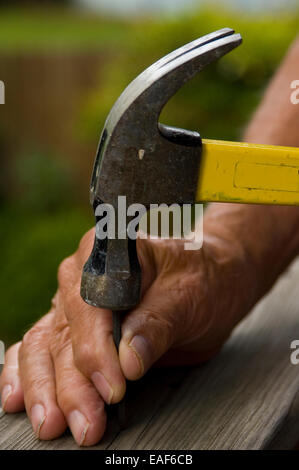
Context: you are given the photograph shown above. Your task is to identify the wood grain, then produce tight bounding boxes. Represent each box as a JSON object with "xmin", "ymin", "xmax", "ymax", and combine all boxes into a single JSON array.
[{"xmin": 1, "ymin": 259, "xmax": 299, "ymax": 450}]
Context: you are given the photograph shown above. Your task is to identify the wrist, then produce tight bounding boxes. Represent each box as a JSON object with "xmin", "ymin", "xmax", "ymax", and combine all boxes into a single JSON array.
[{"xmin": 203, "ymin": 203, "xmax": 299, "ymax": 298}]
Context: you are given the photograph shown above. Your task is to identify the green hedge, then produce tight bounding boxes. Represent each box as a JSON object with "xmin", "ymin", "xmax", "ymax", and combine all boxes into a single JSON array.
[
  {"xmin": 0, "ymin": 207, "xmax": 93, "ymax": 344},
  {"xmin": 80, "ymin": 8, "xmax": 299, "ymax": 143}
]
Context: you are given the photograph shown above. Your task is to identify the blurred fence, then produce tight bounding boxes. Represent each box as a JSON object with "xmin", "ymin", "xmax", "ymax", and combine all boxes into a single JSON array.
[{"xmin": 0, "ymin": 52, "xmax": 106, "ymax": 206}]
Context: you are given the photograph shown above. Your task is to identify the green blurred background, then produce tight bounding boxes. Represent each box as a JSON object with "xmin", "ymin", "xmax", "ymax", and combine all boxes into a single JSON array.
[{"xmin": 0, "ymin": 0, "xmax": 298, "ymax": 345}]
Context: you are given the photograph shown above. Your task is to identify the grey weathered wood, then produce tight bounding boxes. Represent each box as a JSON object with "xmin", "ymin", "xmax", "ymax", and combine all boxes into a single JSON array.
[{"xmin": 1, "ymin": 258, "xmax": 299, "ymax": 450}]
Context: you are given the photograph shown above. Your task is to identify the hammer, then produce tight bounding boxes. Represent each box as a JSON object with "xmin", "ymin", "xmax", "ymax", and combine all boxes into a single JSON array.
[{"xmin": 80, "ymin": 28, "xmax": 299, "ymax": 422}]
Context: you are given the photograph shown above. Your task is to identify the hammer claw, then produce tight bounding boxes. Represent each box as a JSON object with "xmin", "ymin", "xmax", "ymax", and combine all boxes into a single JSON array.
[
  {"xmin": 106, "ymin": 29, "xmax": 241, "ymax": 133},
  {"xmin": 131, "ymin": 27, "xmax": 235, "ymax": 80},
  {"xmin": 155, "ymin": 27, "xmax": 235, "ymax": 70},
  {"xmin": 145, "ymin": 32, "xmax": 242, "ymax": 113}
]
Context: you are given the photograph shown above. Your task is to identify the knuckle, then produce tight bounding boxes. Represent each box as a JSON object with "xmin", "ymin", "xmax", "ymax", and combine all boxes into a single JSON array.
[
  {"xmin": 56, "ymin": 379, "xmax": 89, "ymax": 412},
  {"xmin": 49, "ymin": 323, "xmax": 71, "ymax": 360},
  {"xmin": 26, "ymin": 374, "xmax": 50, "ymax": 392},
  {"xmin": 63, "ymin": 289, "xmax": 81, "ymax": 323},
  {"xmin": 63, "ymin": 290, "xmax": 76, "ymax": 313},
  {"xmin": 51, "ymin": 292, "xmax": 59, "ymax": 309},
  {"xmin": 22, "ymin": 325, "xmax": 43, "ymax": 349},
  {"xmin": 57, "ymin": 256, "xmax": 75, "ymax": 285},
  {"xmin": 5, "ymin": 342, "xmax": 20, "ymax": 359},
  {"xmin": 20, "ymin": 321, "xmax": 49, "ymax": 364},
  {"xmin": 146, "ymin": 308, "xmax": 175, "ymax": 348},
  {"xmin": 56, "ymin": 382, "xmax": 72, "ymax": 409},
  {"xmin": 73, "ymin": 342, "xmax": 95, "ymax": 374},
  {"xmin": 21, "ymin": 330, "xmax": 33, "ymax": 349}
]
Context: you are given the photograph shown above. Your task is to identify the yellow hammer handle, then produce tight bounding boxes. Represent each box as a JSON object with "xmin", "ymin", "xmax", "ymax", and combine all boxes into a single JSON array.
[{"xmin": 196, "ymin": 139, "xmax": 299, "ymax": 205}]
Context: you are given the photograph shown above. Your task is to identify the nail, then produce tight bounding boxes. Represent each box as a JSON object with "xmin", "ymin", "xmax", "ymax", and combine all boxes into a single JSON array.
[
  {"xmin": 91, "ymin": 371, "xmax": 114, "ymax": 404},
  {"xmin": 30, "ymin": 404, "xmax": 46, "ymax": 439},
  {"xmin": 129, "ymin": 335, "xmax": 151, "ymax": 375},
  {"xmin": 68, "ymin": 410, "xmax": 89, "ymax": 447},
  {"xmin": 1, "ymin": 384, "xmax": 12, "ymax": 410}
]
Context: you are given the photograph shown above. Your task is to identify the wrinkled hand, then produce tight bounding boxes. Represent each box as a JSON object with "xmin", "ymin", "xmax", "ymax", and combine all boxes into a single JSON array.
[{"xmin": 0, "ymin": 209, "xmax": 260, "ymax": 446}]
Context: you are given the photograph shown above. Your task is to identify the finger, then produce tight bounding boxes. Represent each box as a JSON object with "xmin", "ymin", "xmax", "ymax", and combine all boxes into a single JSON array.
[
  {"xmin": 65, "ymin": 290, "xmax": 126, "ymax": 404},
  {"xmin": 19, "ymin": 313, "xmax": 67, "ymax": 440},
  {"xmin": 119, "ymin": 280, "xmax": 184, "ymax": 380},
  {"xmin": 0, "ymin": 342, "xmax": 24, "ymax": 412},
  {"xmin": 59, "ymin": 232, "xmax": 155, "ymax": 404},
  {"xmin": 50, "ymin": 323, "xmax": 107, "ymax": 447},
  {"xmin": 58, "ymin": 257, "xmax": 126, "ymax": 404},
  {"xmin": 61, "ymin": 235, "xmax": 156, "ymax": 403}
]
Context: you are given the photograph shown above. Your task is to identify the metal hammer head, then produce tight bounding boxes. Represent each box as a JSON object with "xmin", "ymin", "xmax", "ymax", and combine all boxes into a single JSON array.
[
  {"xmin": 81, "ymin": 28, "xmax": 242, "ymax": 310},
  {"xmin": 90, "ymin": 28, "xmax": 242, "ymax": 208}
]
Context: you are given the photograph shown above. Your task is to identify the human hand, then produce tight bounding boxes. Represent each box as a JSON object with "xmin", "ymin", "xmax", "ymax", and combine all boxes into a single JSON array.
[{"xmin": 0, "ymin": 205, "xmax": 262, "ymax": 446}]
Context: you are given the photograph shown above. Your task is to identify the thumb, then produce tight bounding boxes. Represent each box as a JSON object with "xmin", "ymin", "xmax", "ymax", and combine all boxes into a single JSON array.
[{"xmin": 119, "ymin": 283, "xmax": 182, "ymax": 380}]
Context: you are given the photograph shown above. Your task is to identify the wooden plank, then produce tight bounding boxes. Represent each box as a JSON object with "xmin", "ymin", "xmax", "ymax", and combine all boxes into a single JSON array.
[{"xmin": 1, "ymin": 258, "xmax": 299, "ymax": 450}]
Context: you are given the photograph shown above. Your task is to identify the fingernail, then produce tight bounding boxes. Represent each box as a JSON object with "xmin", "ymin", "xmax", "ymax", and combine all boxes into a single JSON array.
[
  {"xmin": 1, "ymin": 384, "xmax": 12, "ymax": 410},
  {"xmin": 91, "ymin": 371, "xmax": 114, "ymax": 404},
  {"xmin": 68, "ymin": 410, "xmax": 89, "ymax": 447},
  {"xmin": 31, "ymin": 404, "xmax": 46, "ymax": 438},
  {"xmin": 129, "ymin": 335, "xmax": 151, "ymax": 375}
]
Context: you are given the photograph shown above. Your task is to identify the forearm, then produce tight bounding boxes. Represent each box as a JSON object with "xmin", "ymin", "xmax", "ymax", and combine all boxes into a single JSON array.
[
  {"xmin": 244, "ymin": 35, "xmax": 299, "ymax": 147},
  {"xmin": 203, "ymin": 35, "xmax": 299, "ymax": 297}
]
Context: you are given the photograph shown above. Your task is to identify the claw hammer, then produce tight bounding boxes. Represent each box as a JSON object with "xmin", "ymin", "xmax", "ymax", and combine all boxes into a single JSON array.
[{"xmin": 80, "ymin": 28, "xmax": 299, "ymax": 422}]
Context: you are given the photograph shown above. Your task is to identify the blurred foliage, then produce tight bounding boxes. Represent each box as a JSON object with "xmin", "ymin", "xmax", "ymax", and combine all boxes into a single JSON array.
[
  {"xmin": 13, "ymin": 151, "xmax": 75, "ymax": 212},
  {"xmin": 1, "ymin": 5, "xmax": 299, "ymax": 344},
  {"xmin": 80, "ymin": 7, "xmax": 299, "ymax": 143},
  {"xmin": 0, "ymin": 145, "xmax": 93, "ymax": 344},
  {"xmin": 0, "ymin": 7, "xmax": 129, "ymax": 52},
  {"xmin": 0, "ymin": 207, "xmax": 93, "ymax": 344}
]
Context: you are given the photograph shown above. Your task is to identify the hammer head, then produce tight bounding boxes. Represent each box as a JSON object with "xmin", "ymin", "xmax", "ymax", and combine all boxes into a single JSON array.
[
  {"xmin": 90, "ymin": 28, "xmax": 241, "ymax": 208},
  {"xmin": 81, "ymin": 28, "xmax": 242, "ymax": 310}
]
